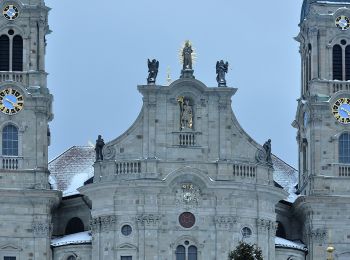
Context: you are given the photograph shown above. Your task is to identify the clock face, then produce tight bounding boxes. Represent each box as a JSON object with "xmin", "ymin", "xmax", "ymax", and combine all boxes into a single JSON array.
[
  {"xmin": 332, "ymin": 98, "xmax": 350, "ymax": 124},
  {"xmin": 0, "ymin": 88, "xmax": 24, "ymax": 115},
  {"xmin": 335, "ymin": 15, "xmax": 350, "ymax": 30},
  {"xmin": 3, "ymin": 5, "xmax": 19, "ymax": 21}
]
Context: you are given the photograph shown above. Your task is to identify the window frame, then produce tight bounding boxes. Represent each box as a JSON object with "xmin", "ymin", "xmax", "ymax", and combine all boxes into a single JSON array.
[
  {"xmin": 2, "ymin": 124, "xmax": 19, "ymax": 156},
  {"xmin": 339, "ymin": 132, "xmax": 350, "ymax": 164}
]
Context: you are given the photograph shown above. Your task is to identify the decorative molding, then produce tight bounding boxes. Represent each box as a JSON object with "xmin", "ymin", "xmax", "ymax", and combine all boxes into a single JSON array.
[
  {"xmin": 175, "ymin": 183, "xmax": 201, "ymax": 209},
  {"xmin": 256, "ymin": 218, "xmax": 273, "ymax": 232},
  {"xmin": 310, "ymin": 228, "xmax": 327, "ymax": 243},
  {"xmin": 89, "ymin": 215, "xmax": 117, "ymax": 233},
  {"xmin": 136, "ymin": 214, "xmax": 161, "ymax": 227},
  {"xmin": 215, "ymin": 215, "xmax": 237, "ymax": 230},
  {"xmin": 103, "ymin": 145, "xmax": 116, "ymax": 160},
  {"xmin": 32, "ymin": 222, "xmax": 52, "ymax": 237}
]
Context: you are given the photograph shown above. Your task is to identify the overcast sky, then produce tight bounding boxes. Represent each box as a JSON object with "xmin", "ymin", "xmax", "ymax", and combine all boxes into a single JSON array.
[{"xmin": 45, "ymin": 0, "xmax": 304, "ymax": 168}]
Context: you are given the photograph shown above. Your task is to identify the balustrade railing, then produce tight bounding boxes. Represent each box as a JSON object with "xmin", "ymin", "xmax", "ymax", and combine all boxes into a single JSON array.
[
  {"xmin": 332, "ymin": 81, "xmax": 350, "ymax": 93},
  {"xmin": 0, "ymin": 72, "xmax": 27, "ymax": 84},
  {"xmin": 115, "ymin": 161, "xmax": 141, "ymax": 174},
  {"xmin": 179, "ymin": 132, "xmax": 196, "ymax": 146},
  {"xmin": 338, "ymin": 164, "xmax": 350, "ymax": 177},
  {"xmin": 232, "ymin": 163, "xmax": 256, "ymax": 178},
  {"xmin": 1, "ymin": 156, "xmax": 22, "ymax": 170}
]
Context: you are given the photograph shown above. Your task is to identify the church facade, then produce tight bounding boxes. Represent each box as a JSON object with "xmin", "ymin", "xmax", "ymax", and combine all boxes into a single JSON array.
[{"xmin": 0, "ymin": 0, "xmax": 350, "ymax": 259}]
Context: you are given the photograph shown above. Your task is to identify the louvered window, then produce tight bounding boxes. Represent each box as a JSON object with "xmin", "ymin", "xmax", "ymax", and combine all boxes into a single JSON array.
[
  {"xmin": 12, "ymin": 35, "xmax": 23, "ymax": 71},
  {"xmin": 346, "ymin": 45, "xmax": 350, "ymax": 81},
  {"xmin": 0, "ymin": 35, "xmax": 9, "ymax": 71},
  {"xmin": 333, "ymin": 44, "xmax": 343, "ymax": 80}
]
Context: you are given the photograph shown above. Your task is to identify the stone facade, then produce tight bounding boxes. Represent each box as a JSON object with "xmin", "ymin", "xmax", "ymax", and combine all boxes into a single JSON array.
[{"xmin": 1, "ymin": 0, "xmax": 350, "ymax": 259}]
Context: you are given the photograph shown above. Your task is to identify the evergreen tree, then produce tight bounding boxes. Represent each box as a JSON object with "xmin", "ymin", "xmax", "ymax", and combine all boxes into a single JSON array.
[{"xmin": 228, "ymin": 241, "xmax": 263, "ymax": 260}]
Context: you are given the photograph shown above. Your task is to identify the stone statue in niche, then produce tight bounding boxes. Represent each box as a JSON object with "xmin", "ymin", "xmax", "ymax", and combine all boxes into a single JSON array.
[
  {"xmin": 263, "ymin": 139, "xmax": 272, "ymax": 164},
  {"xmin": 147, "ymin": 58, "xmax": 159, "ymax": 84},
  {"xmin": 216, "ymin": 60, "xmax": 229, "ymax": 87},
  {"xmin": 95, "ymin": 135, "xmax": 105, "ymax": 161},
  {"xmin": 177, "ymin": 96, "xmax": 193, "ymax": 130}
]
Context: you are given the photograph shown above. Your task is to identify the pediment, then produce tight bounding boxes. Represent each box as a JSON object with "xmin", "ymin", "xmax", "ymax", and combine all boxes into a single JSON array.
[
  {"xmin": 117, "ymin": 243, "xmax": 137, "ymax": 250},
  {"xmin": 0, "ymin": 243, "xmax": 22, "ymax": 251}
]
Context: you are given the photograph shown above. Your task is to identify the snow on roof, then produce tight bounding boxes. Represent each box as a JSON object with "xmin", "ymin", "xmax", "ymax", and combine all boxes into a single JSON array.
[
  {"xmin": 272, "ymin": 155, "xmax": 299, "ymax": 203},
  {"xmin": 49, "ymin": 146, "xmax": 95, "ymax": 197},
  {"xmin": 275, "ymin": 237, "xmax": 308, "ymax": 252},
  {"xmin": 51, "ymin": 231, "xmax": 92, "ymax": 247},
  {"xmin": 48, "ymin": 146, "xmax": 298, "ymax": 202}
]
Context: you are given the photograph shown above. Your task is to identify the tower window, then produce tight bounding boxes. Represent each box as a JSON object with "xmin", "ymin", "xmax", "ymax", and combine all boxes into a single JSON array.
[
  {"xmin": 346, "ymin": 45, "xmax": 350, "ymax": 81},
  {"xmin": 339, "ymin": 133, "xmax": 350, "ymax": 163},
  {"xmin": 333, "ymin": 44, "xmax": 343, "ymax": 80},
  {"xmin": 2, "ymin": 124, "xmax": 18, "ymax": 156},
  {"xmin": 12, "ymin": 35, "xmax": 23, "ymax": 71},
  {"xmin": 0, "ymin": 33, "xmax": 23, "ymax": 72},
  {"xmin": 65, "ymin": 217, "xmax": 84, "ymax": 235},
  {"xmin": 0, "ymin": 35, "xmax": 10, "ymax": 71}
]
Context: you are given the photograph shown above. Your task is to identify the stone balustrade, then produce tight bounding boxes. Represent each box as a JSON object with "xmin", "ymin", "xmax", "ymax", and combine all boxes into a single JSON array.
[
  {"xmin": 115, "ymin": 160, "xmax": 141, "ymax": 174},
  {"xmin": 0, "ymin": 71, "xmax": 28, "ymax": 84},
  {"xmin": 232, "ymin": 163, "xmax": 257, "ymax": 179},
  {"xmin": 337, "ymin": 163, "xmax": 350, "ymax": 177},
  {"xmin": 1, "ymin": 156, "xmax": 22, "ymax": 170}
]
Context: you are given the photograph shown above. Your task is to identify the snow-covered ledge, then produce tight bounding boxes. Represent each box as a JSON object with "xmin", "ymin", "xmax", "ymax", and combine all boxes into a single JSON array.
[
  {"xmin": 275, "ymin": 237, "xmax": 307, "ymax": 260},
  {"xmin": 51, "ymin": 231, "xmax": 92, "ymax": 247}
]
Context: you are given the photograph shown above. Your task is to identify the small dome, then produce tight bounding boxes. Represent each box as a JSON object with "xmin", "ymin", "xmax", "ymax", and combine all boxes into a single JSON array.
[{"xmin": 301, "ymin": 0, "xmax": 350, "ymax": 22}]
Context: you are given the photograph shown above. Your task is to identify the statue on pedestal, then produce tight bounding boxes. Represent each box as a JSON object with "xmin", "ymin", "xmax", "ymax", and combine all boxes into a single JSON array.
[
  {"xmin": 263, "ymin": 139, "xmax": 272, "ymax": 164},
  {"xmin": 147, "ymin": 59, "xmax": 159, "ymax": 84},
  {"xmin": 216, "ymin": 60, "xmax": 229, "ymax": 87},
  {"xmin": 182, "ymin": 41, "xmax": 193, "ymax": 70},
  {"xmin": 95, "ymin": 135, "xmax": 105, "ymax": 161}
]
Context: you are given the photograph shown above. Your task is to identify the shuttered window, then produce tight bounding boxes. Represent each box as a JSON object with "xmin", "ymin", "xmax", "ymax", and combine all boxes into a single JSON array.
[
  {"xmin": 12, "ymin": 35, "xmax": 23, "ymax": 71},
  {"xmin": 0, "ymin": 35, "xmax": 9, "ymax": 71},
  {"xmin": 333, "ymin": 44, "xmax": 343, "ymax": 80},
  {"xmin": 346, "ymin": 45, "xmax": 350, "ymax": 81}
]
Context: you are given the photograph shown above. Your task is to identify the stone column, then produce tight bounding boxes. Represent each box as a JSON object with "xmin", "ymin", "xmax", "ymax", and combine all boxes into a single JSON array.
[{"xmin": 137, "ymin": 214, "xmax": 161, "ymax": 259}]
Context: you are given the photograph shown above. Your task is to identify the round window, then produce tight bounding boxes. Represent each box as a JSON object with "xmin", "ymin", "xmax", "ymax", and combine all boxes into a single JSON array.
[
  {"xmin": 241, "ymin": 227, "xmax": 252, "ymax": 238},
  {"xmin": 121, "ymin": 224, "xmax": 132, "ymax": 236},
  {"xmin": 179, "ymin": 212, "xmax": 196, "ymax": 228}
]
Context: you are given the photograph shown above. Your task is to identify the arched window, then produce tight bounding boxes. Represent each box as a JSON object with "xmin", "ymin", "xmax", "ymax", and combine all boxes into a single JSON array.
[
  {"xmin": 12, "ymin": 35, "xmax": 23, "ymax": 71},
  {"xmin": 175, "ymin": 245, "xmax": 185, "ymax": 260},
  {"xmin": 333, "ymin": 44, "xmax": 343, "ymax": 80},
  {"xmin": 65, "ymin": 217, "xmax": 84, "ymax": 235},
  {"xmin": 346, "ymin": 45, "xmax": 350, "ymax": 81},
  {"xmin": 2, "ymin": 124, "xmax": 18, "ymax": 156},
  {"xmin": 0, "ymin": 35, "xmax": 9, "ymax": 71},
  {"xmin": 67, "ymin": 256, "xmax": 76, "ymax": 260},
  {"xmin": 339, "ymin": 133, "xmax": 350, "ymax": 163},
  {"xmin": 188, "ymin": 246, "xmax": 197, "ymax": 260},
  {"xmin": 276, "ymin": 221, "xmax": 286, "ymax": 238}
]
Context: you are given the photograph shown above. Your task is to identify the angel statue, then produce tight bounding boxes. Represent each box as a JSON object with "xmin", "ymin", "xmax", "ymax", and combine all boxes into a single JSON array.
[
  {"xmin": 147, "ymin": 59, "xmax": 159, "ymax": 84},
  {"xmin": 216, "ymin": 60, "xmax": 229, "ymax": 87}
]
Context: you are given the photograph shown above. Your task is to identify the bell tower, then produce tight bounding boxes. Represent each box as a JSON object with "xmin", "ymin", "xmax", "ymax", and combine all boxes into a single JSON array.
[
  {"xmin": 0, "ymin": 0, "xmax": 59, "ymax": 259},
  {"xmin": 294, "ymin": 0, "xmax": 350, "ymax": 259}
]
